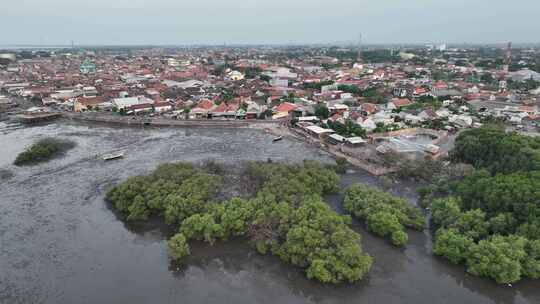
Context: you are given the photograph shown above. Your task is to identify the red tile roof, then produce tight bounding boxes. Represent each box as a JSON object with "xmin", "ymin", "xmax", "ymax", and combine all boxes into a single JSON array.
[
  {"xmin": 275, "ymin": 102, "xmax": 297, "ymax": 113},
  {"xmin": 129, "ymin": 103, "xmax": 153, "ymax": 110},
  {"xmin": 197, "ymin": 99, "xmax": 215, "ymax": 110},
  {"xmin": 154, "ymin": 101, "xmax": 172, "ymax": 108},
  {"xmin": 433, "ymin": 81, "xmax": 449, "ymax": 89},
  {"xmin": 415, "ymin": 87, "xmax": 429, "ymax": 95},
  {"xmin": 361, "ymin": 103, "xmax": 377, "ymax": 114},
  {"xmin": 393, "ymin": 98, "xmax": 414, "ymax": 108}
]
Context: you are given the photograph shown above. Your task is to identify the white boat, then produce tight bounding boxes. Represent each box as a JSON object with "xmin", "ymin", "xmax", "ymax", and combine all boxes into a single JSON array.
[
  {"xmin": 272, "ymin": 136, "xmax": 283, "ymax": 142},
  {"xmin": 102, "ymin": 152, "xmax": 124, "ymax": 161}
]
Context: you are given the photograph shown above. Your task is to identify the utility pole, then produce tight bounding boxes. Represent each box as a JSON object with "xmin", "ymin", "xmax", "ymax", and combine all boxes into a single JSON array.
[{"xmin": 503, "ymin": 41, "xmax": 512, "ymax": 73}]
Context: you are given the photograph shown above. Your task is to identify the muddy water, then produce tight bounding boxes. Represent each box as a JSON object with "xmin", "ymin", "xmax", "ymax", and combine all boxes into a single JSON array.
[{"xmin": 0, "ymin": 121, "xmax": 538, "ymax": 304}]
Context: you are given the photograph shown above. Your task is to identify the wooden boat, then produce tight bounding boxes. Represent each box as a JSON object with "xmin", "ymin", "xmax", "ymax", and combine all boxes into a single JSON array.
[
  {"xmin": 102, "ymin": 152, "xmax": 124, "ymax": 161},
  {"xmin": 272, "ymin": 136, "xmax": 283, "ymax": 142}
]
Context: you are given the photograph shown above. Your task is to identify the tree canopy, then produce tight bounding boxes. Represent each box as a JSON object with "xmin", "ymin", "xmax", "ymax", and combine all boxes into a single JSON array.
[
  {"xmin": 106, "ymin": 161, "xmax": 373, "ymax": 284},
  {"xmin": 451, "ymin": 126, "xmax": 540, "ymax": 174},
  {"xmin": 343, "ymin": 184, "xmax": 424, "ymax": 246},
  {"xmin": 427, "ymin": 127, "xmax": 540, "ymax": 283}
]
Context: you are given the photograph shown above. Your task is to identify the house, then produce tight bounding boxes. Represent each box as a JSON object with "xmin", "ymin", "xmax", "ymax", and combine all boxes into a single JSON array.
[
  {"xmin": 519, "ymin": 105, "xmax": 538, "ymax": 117},
  {"xmin": 404, "ymin": 114, "xmax": 424, "ymax": 124},
  {"xmin": 360, "ymin": 103, "xmax": 378, "ymax": 116},
  {"xmin": 246, "ymin": 103, "xmax": 265, "ymax": 119},
  {"xmin": 273, "ymin": 102, "xmax": 297, "ymax": 118},
  {"xmin": 128, "ymin": 103, "xmax": 154, "ymax": 114},
  {"xmin": 388, "ymin": 98, "xmax": 414, "ymax": 110},
  {"xmin": 328, "ymin": 103, "xmax": 349, "ymax": 115},
  {"xmin": 372, "ymin": 111, "xmax": 394, "ymax": 125},
  {"xmin": 298, "ymin": 116, "xmax": 319, "ymax": 123},
  {"xmin": 74, "ymin": 96, "xmax": 106, "ymax": 112},
  {"xmin": 191, "ymin": 99, "xmax": 216, "ymax": 118},
  {"xmin": 413, "ymin": 86, "xmax": 430, "ymax": 98},
  {"xmin": 82, "ymin": 86, "xmax": 98, "ymax": 97},
  {"xmin": 327, "ymin": 134, "xmax": 346, "ymax": 145},
  {"xmin": 112, "ymin": 96, "xmax": 153, "ymax": 110},
  {"xmin": 212, "ymin": 102, "xmax": 240, "ymax": 119},
  {"xmin": 303, "ymin": 125, "xmax": 335, "ymax": 139},
  {"xmin": 154, "ymin": 102, "xmax": 173, "ymax": 113},
  {"xmin": 270, "ymin": 78, "xmax": 289, "ymax": 87},
  {"xmin": 346, "ymin": 137, "xmax": 367, "ymax": 147},
  {"xmin": 357, "ymin": 117, "xmax": 377, "ymax": 132},
  {"xmin": 293, "ymin": 105, "xmax": 314, "ymax": 117},
  {"xmin": 51, "ymin": 89, "xmax": 83, "ymax": 100},
  {"xmin": 42, "ymin": 97, "xmax": 60, "ymax": 106},
  {"xmin": 433, "ymin": 81, "xmax": 449, "ymax": 90},
  {"xmin": 418, "ymin": 109, "xmax": 438, "ymax": 120},
  {"xmin": 449, "ymin": 115, "xmax": 473, "ymax": 127}
]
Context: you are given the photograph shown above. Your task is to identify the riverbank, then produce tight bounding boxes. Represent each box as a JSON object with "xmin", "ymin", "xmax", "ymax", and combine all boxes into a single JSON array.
[
  {"xmin": 61, "ymin": 112, "xmax": 394, "ymax": 175},
  {"xmin": 62, "ymin": 112, "xmax": 282, "ymax": 128}
]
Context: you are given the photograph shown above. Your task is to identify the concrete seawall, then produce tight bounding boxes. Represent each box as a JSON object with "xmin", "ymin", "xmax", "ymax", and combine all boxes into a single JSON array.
[{"xmin": 62, "ymin": 113, "xmax": 282, "ymax": 128}]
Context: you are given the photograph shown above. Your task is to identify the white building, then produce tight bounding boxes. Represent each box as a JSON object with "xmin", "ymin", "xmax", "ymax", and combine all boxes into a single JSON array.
[{"xmin": 112, "ymin": 96, "xmax": 154, "ymax": 109}]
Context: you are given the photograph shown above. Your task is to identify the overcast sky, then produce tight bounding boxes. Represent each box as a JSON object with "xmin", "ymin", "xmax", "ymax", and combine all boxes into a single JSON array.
[{"xmin": 2, "ymin": 0, "xmax": 538, "ymax": 45}]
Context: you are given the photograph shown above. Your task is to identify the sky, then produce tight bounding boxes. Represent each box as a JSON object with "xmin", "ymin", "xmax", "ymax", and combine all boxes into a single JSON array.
[{"xmin": 1, "ymin": 0, "xmax": 539, "ymax": 45}]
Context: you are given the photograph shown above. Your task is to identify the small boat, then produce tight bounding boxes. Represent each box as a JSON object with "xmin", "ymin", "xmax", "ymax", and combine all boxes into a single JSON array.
[
  {"xmin": 272, "ymin": 136, "xmax": 283, "ymax": 142},
  {"xmin": 102, "ymin": 152, "xmax": 124, "ymax": 161}
]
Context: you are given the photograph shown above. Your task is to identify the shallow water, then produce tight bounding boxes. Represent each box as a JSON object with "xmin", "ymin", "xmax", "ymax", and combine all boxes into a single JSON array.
[{"xmin": 1, "ymin": 121, "xmax": 538, "ymax": 304}]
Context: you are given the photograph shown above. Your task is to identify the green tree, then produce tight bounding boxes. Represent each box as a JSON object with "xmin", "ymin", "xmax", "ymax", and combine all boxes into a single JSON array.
[
  {"xmin": 168, "ymin": 233, "xmax": 190, "ymax": 260},
  {"xmin": 523, "ymin": 239, "xmax": 540, "ymax": 279},
  {"xmin": 391, "ymin": 230, "xmax": 408, "ymax": 247},
  {"xmin": 314, "ymin": 104, "xmax": 330, "ymax": 119},
  {"xmin": 451, "ymin": 126, "xmax": 540, "ymax": 174},
  {"xmin": 431, "ymin": 197, "xmax": 462, "ymax": 229},
  {"xmin": 433, "ymin": 228, "xmax": 474, "ymax": 264},
  {"xmin": 466, "ymin": 235, "xmax": 527, "ymax": 284},
  {"xmin": 343, "ymin": 184, "xmax": 425, "ymax": 246},
  {"xmin": 453, "ymin": 209, "xmax": 489, "ymax": 241}
]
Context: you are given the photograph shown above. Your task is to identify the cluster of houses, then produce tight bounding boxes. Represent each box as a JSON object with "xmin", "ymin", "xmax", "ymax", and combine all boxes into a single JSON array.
[{"xmin": 1, "ymin": 46, "xmax": 539, "ymax": 133}]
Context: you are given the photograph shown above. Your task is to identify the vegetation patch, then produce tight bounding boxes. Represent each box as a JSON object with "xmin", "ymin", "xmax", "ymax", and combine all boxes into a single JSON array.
[
  {"xmin": 423, "ymin": 126, "xmax": 540, "ymax": 284},
  {"xmin": 343, "ymin": 184, "xmax": 425, "ymax": 247},
  {"xmin": 106, "ymin": 161, "xmax": 373, "ymax": 284},
  {"xmin": 431, "ymin": 171, "xmax": 540, "ymax": 284},
  {"xmin": 14, "ymin": 137, "xmax": 76, "ymax": 166},
  {"xmin": 451, "ymin": 126, "xmax": 540, "ymax": 174}
]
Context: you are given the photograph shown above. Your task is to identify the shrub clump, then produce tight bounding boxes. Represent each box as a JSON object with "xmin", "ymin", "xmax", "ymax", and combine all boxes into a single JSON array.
[
  {"xmin": 343, "ymin": 183, "xmax": 425, "ymax": 246},
  {"xmin": 14, "ymin": 137, "xmax": 76, "ymax": 166}
]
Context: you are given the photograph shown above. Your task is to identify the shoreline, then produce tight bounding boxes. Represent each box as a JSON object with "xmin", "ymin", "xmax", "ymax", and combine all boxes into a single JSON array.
[{"xmin": 60, "ymin": 112, "xmax": 394, "ymax": 175}]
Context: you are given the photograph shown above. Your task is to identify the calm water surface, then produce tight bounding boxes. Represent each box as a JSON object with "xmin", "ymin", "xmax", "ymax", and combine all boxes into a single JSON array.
[{"xmin": 0, "ymin": 120, "xmax": 538, "ymax": 304}]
